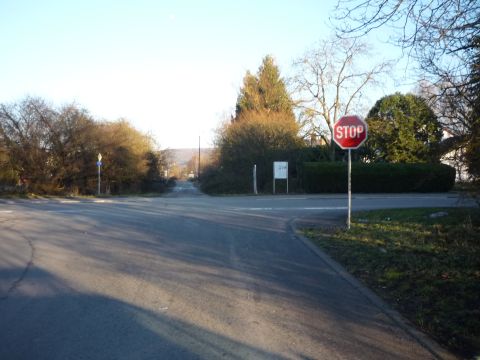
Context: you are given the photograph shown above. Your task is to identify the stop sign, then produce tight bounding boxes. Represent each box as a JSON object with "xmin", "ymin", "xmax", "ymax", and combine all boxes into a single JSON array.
[{"xmin": 333, "ymin": 115, "xmax": 368, "ymax": 149}]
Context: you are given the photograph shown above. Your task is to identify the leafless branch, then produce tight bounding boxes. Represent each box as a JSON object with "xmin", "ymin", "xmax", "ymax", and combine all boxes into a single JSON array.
[{"xmin": 291, "ymin": 35, "xmax": 391, "ymax": 159}]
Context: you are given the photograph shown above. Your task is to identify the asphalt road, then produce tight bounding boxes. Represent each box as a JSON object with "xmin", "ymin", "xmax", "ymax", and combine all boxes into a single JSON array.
[{"xmin": 0, "ymin": 182, "xmax": 474, "ymax": 359}]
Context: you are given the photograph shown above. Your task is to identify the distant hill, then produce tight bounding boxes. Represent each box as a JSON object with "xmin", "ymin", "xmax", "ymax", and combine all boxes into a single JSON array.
[{"xmin": 168, "ymin": 148, "xmax": 214, "ymax": 166}]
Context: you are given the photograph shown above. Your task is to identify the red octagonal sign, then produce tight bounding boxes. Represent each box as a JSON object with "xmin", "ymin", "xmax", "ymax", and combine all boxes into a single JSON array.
[{"xmin": 333, "ymin": 115, "xmax": 368, "ymax": 150}]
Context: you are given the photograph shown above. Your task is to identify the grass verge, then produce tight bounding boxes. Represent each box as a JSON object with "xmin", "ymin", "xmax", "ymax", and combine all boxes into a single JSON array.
[{"xmin": 303, "ymin": 207, "xmax": 480, "ymax": 359}]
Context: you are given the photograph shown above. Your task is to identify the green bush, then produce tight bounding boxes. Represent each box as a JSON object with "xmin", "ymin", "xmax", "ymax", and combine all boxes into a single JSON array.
[
  {"xmin": 303, "ymin": 162, "xmax": 456, "ymax": 193},
  {"xmin": 200, "ymin": 167, "xmax": 251, "ymax": 194},
  {"xmin": 200, "ymin": 146, "xmax": 330, "ymax": 194}
]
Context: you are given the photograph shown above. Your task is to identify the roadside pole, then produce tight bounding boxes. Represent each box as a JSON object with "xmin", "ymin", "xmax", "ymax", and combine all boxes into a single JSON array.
[
  {"xmin": 198, "ymin": 136, "xmax": 201, "ymax": 180},
  {"xmin": 332, "ymin": 115, "xmax": 368, "ymax": 230},
  {"xmin": 253, "ymin": 164, "xmax": 258, "ymax": 195},
  {"xmin": 273, "ymin": 170, "xmax": 275, "ymax": 194},
  {"xmin": 348, "ymin": 149, "xmax": 351, "ymax": 229},
  {"xmin": 98, "ymin": 165, "xmax": 101, "ymax": 195},
  {"xmin": 97, "ymin": 153, "xmax": 102, "ymax": 196}
]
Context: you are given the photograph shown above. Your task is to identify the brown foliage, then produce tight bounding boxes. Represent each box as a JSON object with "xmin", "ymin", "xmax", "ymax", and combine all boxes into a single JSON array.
[{"xmin": 0, "ymin": 97, "xmax": 164, "ymax": 195}]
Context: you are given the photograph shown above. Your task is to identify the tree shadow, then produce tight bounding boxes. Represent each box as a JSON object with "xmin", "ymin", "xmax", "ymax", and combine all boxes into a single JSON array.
[{"xmin": 0, "ymin": 267, "xmax": 290, "ymax": 360}]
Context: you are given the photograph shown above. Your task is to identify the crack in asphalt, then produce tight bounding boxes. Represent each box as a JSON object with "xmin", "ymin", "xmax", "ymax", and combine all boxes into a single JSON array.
[{"xmin": 0, "ymin": 220, "xmax": 36, "ymax": 301}]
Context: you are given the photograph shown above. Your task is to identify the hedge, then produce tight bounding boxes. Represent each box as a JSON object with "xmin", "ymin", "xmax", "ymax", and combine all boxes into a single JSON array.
[
  {"xmin": 200, "ymin": 146, "xmax": 330, "ymax": 194},
  {"xmin": 303, "ymin": 162, "xmax": 456, "ymax": 193}
]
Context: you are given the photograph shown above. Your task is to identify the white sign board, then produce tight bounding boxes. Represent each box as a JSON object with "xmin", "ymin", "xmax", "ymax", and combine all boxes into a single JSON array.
[{"xmin": 274, "ymin": 162, "xmax": 288, "ymax": 179}]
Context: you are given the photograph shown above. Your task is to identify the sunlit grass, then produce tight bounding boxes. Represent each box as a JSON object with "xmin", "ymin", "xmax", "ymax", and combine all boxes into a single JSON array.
[{"xmin": 304, "ymin": 207, "xmax": 480, "ymax": 358}]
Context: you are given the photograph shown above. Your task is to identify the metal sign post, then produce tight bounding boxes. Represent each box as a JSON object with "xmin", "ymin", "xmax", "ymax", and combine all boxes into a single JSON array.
[
  {"xmin": 273, "ymin": 171, "xmax": 275, "ymax": 194},
  {"xmin": 332, "ymin": 115, "xmax": 368, "ymax": 230},
  {"xmin": 97, "ymin": 153, "xmax": 102, "ymax": 196},
  {"xmin": 253, "ymin": 164, "xmax": 258, "ymax": 195},
  {"xmin": 348, "ymin": 149, "xmax": 352, "ymax": 229}
]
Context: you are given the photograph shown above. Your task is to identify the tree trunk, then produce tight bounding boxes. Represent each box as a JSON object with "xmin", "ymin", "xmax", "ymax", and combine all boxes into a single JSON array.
[{"xmin": 330, "ymin": 141, "xmax": 336, "ymax": 162}]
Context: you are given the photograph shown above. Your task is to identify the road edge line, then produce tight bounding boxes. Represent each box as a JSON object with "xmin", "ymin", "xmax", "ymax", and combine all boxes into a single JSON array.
[{"xmin": 288, "ymin": 218, "xmax": 458, "ymax": 360}]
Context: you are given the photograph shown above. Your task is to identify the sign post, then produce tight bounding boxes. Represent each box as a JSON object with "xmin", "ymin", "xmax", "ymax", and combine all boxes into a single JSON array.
[
  {"xmin": 348, "ymin": 149, "xmax": 352, "ymax": 228},
  {"xmin": 97, "ymin": 153, "xmax": 102, "ymax": 196},
  {"xmin": 273, "ymin": 161, "xmax": 288, "ymax": 194},
  {"xmin": 253, "ymin": 164, "xmax": 258, "ymax": 195},
  {"xmin": 332, "ymin": 115, "xmax": 368, "ymax": 229}
]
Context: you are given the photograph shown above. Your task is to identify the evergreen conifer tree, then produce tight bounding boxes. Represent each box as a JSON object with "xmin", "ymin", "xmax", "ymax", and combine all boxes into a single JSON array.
[{"xmin": 235, "ymin": 55, "xmax": 294, "ymax": 120}]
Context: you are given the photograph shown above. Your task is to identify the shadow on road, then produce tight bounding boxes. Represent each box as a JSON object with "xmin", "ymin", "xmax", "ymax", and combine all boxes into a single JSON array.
[
  {"xmin": 0, "ymin": 197, "xmax": 439, "ymax": 359},
  {"xmin": 0, "ymin": 268, "xmax": 285, "ymax": 360}
]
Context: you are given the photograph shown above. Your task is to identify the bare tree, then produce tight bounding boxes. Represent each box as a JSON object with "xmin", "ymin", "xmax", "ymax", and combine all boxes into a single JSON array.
[
  {"xmin": 0, "ymin": 97, "xmax": 56, "ymax": 191},
  {"xmin": 0, "ymin": 97, "xmax": 161, "ymax": 195},
  {"xmin": 416, "ymin": 80, "xmax": 472, "ymax": 141},
  {"xmin": 291, "ymin": 36, "xmax": 391, "ymax": 160},
  {"xmin": 334, "ymin": 0, "xmax": 479, "ymax": 130},
  {"xmin": 333, "ymin": 1, "xmax": 480, "ymax": 190},
  {"xmin": 334, "ymin": 0, "xmax": 479, "ymax": 84}
]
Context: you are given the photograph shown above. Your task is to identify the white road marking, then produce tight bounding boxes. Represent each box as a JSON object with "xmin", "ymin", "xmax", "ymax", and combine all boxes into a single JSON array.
[
  {"xmin": 255, "ymin": 197, "xmax": 308, "ymax": 201},
  {"xmin": 0, "ymin": 210, "xmax": 13, "ymax": 213},
  {"xmin": 239, "ymin": 207, "xmax": 348, "ymax": 211}
]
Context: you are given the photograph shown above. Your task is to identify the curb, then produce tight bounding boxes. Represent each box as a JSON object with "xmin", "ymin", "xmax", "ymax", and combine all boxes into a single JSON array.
[{"xmin": 288, "ymin": 218, "xmax": 458, "ymax": 360}]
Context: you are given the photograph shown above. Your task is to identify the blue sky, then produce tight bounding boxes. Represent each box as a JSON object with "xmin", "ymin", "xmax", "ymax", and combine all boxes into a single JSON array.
[{"xmin": 0, "ymin": 0, "xmax": 411, "ymax": 148}]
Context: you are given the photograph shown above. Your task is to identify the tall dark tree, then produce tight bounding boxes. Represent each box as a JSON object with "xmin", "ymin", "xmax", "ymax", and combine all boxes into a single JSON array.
[
  {"xmin": 363, "ymin": 93, "xmax": 442, "ymax": 163},
  {"xmin": 235, "ymin": 55, "xmax": 294, "ymax": 119},
  {"xmin": 208, "ymin": 56, "xmax": 303, "ymax": 193},
  {"xmin": 466, "ymin": 38, "xmax": 480, "ymax": 183},
  {"xmin": 235, "ymin": 71, "xmax": 260, "ymax": 116}
]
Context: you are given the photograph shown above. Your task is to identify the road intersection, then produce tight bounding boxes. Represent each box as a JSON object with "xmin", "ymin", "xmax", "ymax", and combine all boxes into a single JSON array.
[{"xmin": 0, "ymin": 183, "xmax": 473, "ymax": 359}]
